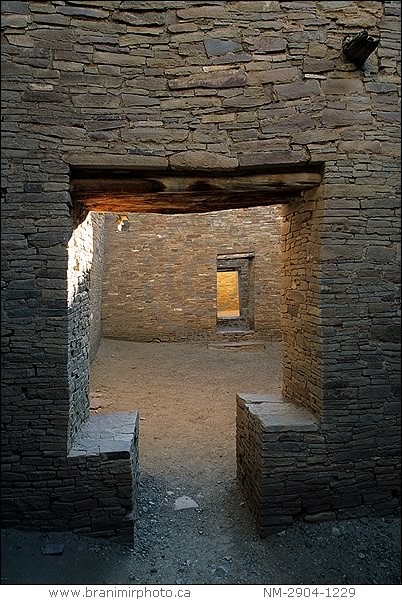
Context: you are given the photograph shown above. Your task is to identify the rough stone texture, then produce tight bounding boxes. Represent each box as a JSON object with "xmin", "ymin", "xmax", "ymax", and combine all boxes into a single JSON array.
[
  {"xmin": 253, "ymin": 37, "xmax": 287, "ymax": 54},
  {"xmin": 101, "ymin": 210, "xmax": 282, "ymax": 343},
  {"xmin": 168, "ymin": 69, "xmax": 247, "ymax": 90},
  {"xmin": 237, "ymin": 394, "xmax": 400, "ymax": 535},
  {"xmin": 67, "ymin": 211, "xmax": 96, "ymax": 444},
  {"xmin": 274, "ymin": 79, "xmax": 322, "ymax": 100},
  {"xmin": 1, "ymin": 0, "xmax": 400, "ymax": 540},
  {"xmin": 169, "ymin": 151, "xmax": 239, "ymax": 171},
  {"xmin": 2, "ymin": 411, "xmax": 139, "ymax": 544},
  {"xmin": 281, "ymin": 189, "xmax": 324, "ymax": 417},
  {"xmin": 89, "ymin": 214, "xmax": 105, "ymax": 363},
  {"xmin": 204, "ymin": 38, "xmax": 242, "ymax": 58}
]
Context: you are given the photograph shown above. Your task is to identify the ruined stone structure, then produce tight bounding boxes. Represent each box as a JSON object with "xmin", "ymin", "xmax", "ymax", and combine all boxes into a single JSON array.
[
  {"xmin": 1, "ymin": 1, "xmax": 400, "ymax": 541},
  {"xmin": 101, "ymin": 208, "xmax": 282, "ymax": 343}
]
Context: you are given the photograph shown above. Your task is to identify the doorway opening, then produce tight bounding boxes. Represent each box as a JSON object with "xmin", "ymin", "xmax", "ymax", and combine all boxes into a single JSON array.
[
  {"xmin": 216, "ymin": 253, "xmax": 255, "ymax": 332},
  {"xmin": 217, "ymin": 270, "xmax": 240, "ymax": 318},
  {"xmin": 67, "ymin": 165, "xmax": 324, "ymax": 542},
  {"xmin": 69, "ymin": 163, "xmax": 324, "ymax": 431},
  {"xmin": 85, "ymin": 206, "xmax": 283, "ymax": 542}
]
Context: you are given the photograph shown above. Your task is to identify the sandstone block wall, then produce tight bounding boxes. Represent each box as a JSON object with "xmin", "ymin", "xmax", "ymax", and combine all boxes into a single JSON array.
[
  {"xmin": 89, "ymin": 214, "xmax": 105, "ymax": 362},
  {"xmin": 101, "ymin": 208, "xmax": 282, "ymax": 342},
  {"xmin": 237, "ymin": 394, "xmax": 400, "ymax": 535},
  {"xmin": 68, "ymin": 211, "xmax": 97, "ymax": 445},
  {"xmin": 281, "ymin": 189, "xmax": 324, "ymax": 416},
  {"xmin": 2, "ymin": 411, "xmax": 139, "ymax": 544},
  {"xmin": 1, "ymin": 0, "xmax": 400, "ymax": 539}
]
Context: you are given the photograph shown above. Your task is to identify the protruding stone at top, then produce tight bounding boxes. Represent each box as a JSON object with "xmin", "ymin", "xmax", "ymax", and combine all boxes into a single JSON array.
[
  {"xmin": 204, "ymin": 38, "xmax": 242, "ymax": 58},
  {"xmin": 168, "ymin": 69, "xmax": 247, "ymax": 90},
  {"xmin": 169, "ymin": 151, "xmax": 239, "ymax": 171}
]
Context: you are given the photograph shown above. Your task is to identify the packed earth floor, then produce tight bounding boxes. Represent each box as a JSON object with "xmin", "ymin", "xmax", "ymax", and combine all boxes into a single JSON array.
[{"xmin": 1, "ymin": 339, "xmax": 400, "ymax": 585}]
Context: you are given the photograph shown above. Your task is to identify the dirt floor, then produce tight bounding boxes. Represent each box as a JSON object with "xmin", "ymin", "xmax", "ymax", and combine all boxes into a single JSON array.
[
  {"xmin": 1, "ymin": 339, "xmax": 400, "ymax": 586},
  {"xmin": 91, "ymin": 338, "xmax": 283, "ymax": 487}
]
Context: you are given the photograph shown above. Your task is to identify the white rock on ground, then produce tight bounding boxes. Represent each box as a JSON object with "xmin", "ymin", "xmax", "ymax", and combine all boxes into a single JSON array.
[{"xmin": 174, "ymin": 496, "xmax": 199, "ymax": 510}]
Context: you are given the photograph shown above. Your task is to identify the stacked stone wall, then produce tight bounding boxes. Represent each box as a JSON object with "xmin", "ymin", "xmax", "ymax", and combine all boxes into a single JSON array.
[
  {"xmin": 2, "ymin": 410, "xmax": 139, "ymax": 544},
  {"xmin": 89, "ymin": 214, "xmax": 105, "ymax": 362},
  {"xmin": 281, "ymin": 187, "xmax": 324, "ymax": 417},
  {"xmin": 237, "ymin": 394, "xmax": 400, "ymax": 535},
  {"xmin": 1, "ymin": 0, "xmax": 400, "ymax": 539},
  {"xmin": 102, "ymin": 208, "xmax": 282, "ymax": 342},
  {"xmin": 67, "ymin": 211, "xmax": 94, "ymax": 445}
]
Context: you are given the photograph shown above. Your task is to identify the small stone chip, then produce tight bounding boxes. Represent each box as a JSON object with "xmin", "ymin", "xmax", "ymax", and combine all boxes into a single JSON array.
[
  {"xmin": 174, "ymin": 496, "xmax": 199, "ymax": 510},
  {"xmin": 212, "ymin": 565, "xmax": 228, "ymax": 577},
  {"xmin": 40, "ymin": 544, "xmax": 65, "ymax": 556}
]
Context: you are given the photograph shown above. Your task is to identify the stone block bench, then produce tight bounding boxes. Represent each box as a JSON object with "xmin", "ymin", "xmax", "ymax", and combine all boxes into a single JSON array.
[
  {"xmin": 64, "ymin": 412, "xmax": 139, "ymax": 544},
  {"xmin": 236, "ymin": 393, "xmax": 400, "ymax": 536},
  {"xmin": 237, "ymin": 393, "xmax": 321, "ymax": 536}
]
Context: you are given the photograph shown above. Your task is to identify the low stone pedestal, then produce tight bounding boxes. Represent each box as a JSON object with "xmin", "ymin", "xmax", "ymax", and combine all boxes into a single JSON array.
[
  {"xmin": 67, "ymin": 412, "xmax": 139, "ymax": 544},
  {"xmin": 237, "ymin": 393, "xmax": 321, "ymax": 536},
  {"xmin": 236, "ymin": 393, "xmax": 400, "ymax": 536}
]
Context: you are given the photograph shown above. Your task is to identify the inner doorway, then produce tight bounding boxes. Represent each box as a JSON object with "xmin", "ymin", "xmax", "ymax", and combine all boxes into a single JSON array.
[
  {"xmin": 216, "ymin": 253, "xmax": 254, "ymax": 332},
  {"xmin": 217, "ymin": 270, "xmax": 240, "ymax": 318}
]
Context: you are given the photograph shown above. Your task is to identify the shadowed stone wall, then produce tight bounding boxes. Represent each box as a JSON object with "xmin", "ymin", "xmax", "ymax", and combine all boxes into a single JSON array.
[
  {"xmin": 89, "ymin": 214, "xmax": 105, "ymax": 362},
  {"xmin": 1, "ymin": 0, "xmax": 400, "ymax": 539},
  {"xmin": 237, "ymin": 392, "xmax": 400, "ymax": 536},
  {"xmin": 281, "ymin": 187, "xmax": 325, "ymax": 417},
  {"xmin": 101, "ymin": 208, "xmax": 282, "ymax": 342}
]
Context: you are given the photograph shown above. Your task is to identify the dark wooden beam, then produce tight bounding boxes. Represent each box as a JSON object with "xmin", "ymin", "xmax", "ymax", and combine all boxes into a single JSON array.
[
  {"xmin": 70, "ymin": 172, "xmax": 322, "ymax": 214},
  {"xmin": 72, "ymin": 192, "xmax": 300, "ymax": 214},
  {"xmin": 218, "ymin": 252, "xmax": 255, "ymax": 260}
]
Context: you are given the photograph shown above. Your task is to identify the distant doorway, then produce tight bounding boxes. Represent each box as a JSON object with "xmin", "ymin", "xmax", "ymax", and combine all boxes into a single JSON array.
[
  {"xmin": 216, "ymin": 253, "xmax": 254, "ymax": 332},
  {"xmin": 217, "ymin": 270, "xmax": 241, "ymax": 318}
]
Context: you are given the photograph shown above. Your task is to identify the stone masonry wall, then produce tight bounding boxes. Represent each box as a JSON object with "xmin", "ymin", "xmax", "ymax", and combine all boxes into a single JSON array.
[
  {"xmin": 1, "ymin": 0, "xmax": 400, "ymax": 539},
  {"xmin": 281, "ymin": 186, "xmax": 325, "ymax": 417},
  {"xmin": 67, "ymin": 210, "xmax": 105, "ymax": 442},
  {"xmin": 101, "ymin": 208, "xmax": 282, "ymax": 342},
  {"xmin": 67, "ymin": 210, "xmax": 94, "ymax": 446},
  {"xmin": 89, "ymin": 213, "xmax": 105, "ymax": 362},
  {"xmin": 237, "ymin": 394, "xmax": 400, "ymax": 536}
]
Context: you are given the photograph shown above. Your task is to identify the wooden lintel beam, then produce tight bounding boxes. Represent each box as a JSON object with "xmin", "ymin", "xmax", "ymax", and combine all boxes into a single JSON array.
[
  {"xmin": 72, "ymin": 172, "xmax": 321, "ymax": 195},
  {"xmin": 70, "ymin": 171, "xmax": 322, "ymax": 214},
  {"xmin": 72, "ymin": 192, "xmax": 300, "ymax": 214},
  {"xmin": 218, "ymin": 253, "xmax": 255, "ymax": 260}
]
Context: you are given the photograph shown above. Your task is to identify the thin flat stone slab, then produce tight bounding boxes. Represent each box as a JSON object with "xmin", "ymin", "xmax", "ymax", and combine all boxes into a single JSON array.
[
  {"xmin": 237, "ymin": 393, "xmax": 318, "ymax": 432},
  {"xmin": 68, "ymin": 411, "xmax": 139, "ymax": 458},
  {"xmin": 237, "ymin": 393, "xmax": 283, "ymax": 405},
  {"xmin": 174, "ymin": 496, "xmax": 199, "ymax": 510},
  {"xmin": 215, "ymin": 327, "xmax": 254, "ymax": 334},
  {"xmin": 40, "ymin": 544, "xmax": 65, "ymax": 556},
  {"xmin": 208, "ymin": 341, "xmax": 266, "ymax": 351}
]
